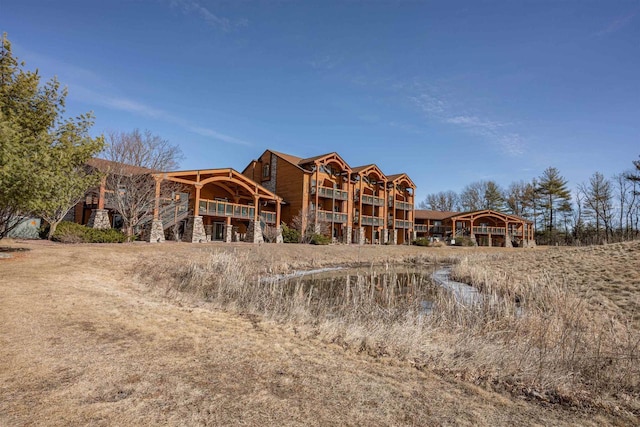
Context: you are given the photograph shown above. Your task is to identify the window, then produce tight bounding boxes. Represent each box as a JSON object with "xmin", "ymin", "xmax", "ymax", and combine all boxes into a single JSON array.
[{"xmin": 262, "ymin": 163, "xmax": 270, "ymax": 179}]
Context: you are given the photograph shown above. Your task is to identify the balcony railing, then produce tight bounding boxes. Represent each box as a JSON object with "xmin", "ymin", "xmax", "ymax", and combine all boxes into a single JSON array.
[
  {"xmin": 359, "ymin": 194, "xmax": 385, "ymax": 206},
  {"xmin": 414, "ymin": 225, "xmax": 452, "ymax": 234},
  {"xmin": 317, "ymin": 210, "xmax": 348, "ymax": 224},
  {"xmin": 199, "ymin": 199, "xmax": 256, "ymax": 220},
  {"xmin": 394, "ymin": 220, "xmax": 413, "ymax": 229},
  {"xmin": 312, "ymin": 185, "xmax": 349, "ymax": 201},
  {"xmin": 472, "ymin": 226, "xmax": 506, "ymax": 235},
  {"xmin": 361, "ymin": 215, "xmax": 384, "ymax": 227},
  {"xmin": 260, "ymin": 211, "xmax": 277, "ymax": 224},
  {"xmin": 388, "ymin": 199, "xmax": 414, "ymax": 210}
]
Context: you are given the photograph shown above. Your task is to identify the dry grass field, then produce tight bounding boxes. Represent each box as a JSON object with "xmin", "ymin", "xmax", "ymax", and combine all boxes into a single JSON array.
[{"xmin": 1, "ymin": 239, "xmax": 639, "ymax": 426}]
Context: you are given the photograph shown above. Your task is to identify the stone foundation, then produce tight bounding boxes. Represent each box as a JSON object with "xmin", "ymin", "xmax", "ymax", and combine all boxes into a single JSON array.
[
  {"xmin": 505, "ymin": 233, "xmax": 513, "ymax": 248},
  {"xmin": 183, "ymin": 216, "xmax": 206, "ymax": 243},
  {"xmin": 382, "ymin": 229, "xmax": 389, "ymax": 245},
  {"xmin": 87, "ymin": 209, "xmax": 111, "ymax": 229},
  {"xmin": 245, "ymin": 220, "xmax": 264, "ymax": 244},
  {"xmin": 223, "ymin": 224, "xmax": 233, "ymax": 243},
  {"xmin": 148, "ymin": 219, "xmax": 165, "ymax": 243},
  {"xmin": 344, "ymin": 226, "xmax": 352, "ymax": 245}
]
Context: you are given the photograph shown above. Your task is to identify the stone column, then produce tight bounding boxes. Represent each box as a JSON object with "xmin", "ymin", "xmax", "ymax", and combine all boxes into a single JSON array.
[
  {"xmin": 148, "ymin": 220, "xmax": 165, "ymax": 243},
  {"xmin": 275, "ymin": 226, "xmax": 283, "ymax": 244},
  {"xmin": 391, "ymin": 229, "xmax": 398, "ymax": 245},
  {"xmin": 223, "ymin": 224, "xmax": 233, "ymax": 243},
  {"xmin": 382, "ymin": 229, "xmax": 389, "ymax": 245},
  {"xmin": 344, "ymin": 226, "xmax": 352, "ymax": 245},
  {"xmin": 87, "ymin": 209, "xmax": 111, "ymax": 229},
  {"xmin": 505, "ymin": 232, "xmax": 513, "ymax": 248},
  {"xmin": 412, "ymin": 231, "xmax": 417, "ymax": 241},
  {"xmin": 183, "ymin": 216, "xmax": 206, "ymax": 243},
  {"xmin": 357, "ymin": 227, "xmax": 365, "ymax": 245},
  {"xmin": 245, "ymin": 220, "xmax": 264, "ymax": 244}
]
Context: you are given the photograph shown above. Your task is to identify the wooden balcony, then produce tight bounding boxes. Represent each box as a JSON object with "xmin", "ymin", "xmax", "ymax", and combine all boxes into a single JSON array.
[
  {"xmin": 393, "ymin": 219, "xmax": 413, "ymax": 229},
  {"xmin": 260, "ymin": 211, "xmax": 277, "ymax": 224},
  {"xmin": 389, "ymin": 200, "xmax": 414, "ymax": 211},
  {"xmin": 471, "ymin": 226, "xmax": 523, "ymax": 237},
  {"xmin": 415, "ymin": 225, "xmax": 452, "ymax": 234},
  {"xmin": 360, "ymin": 215, "xmax": 384, "ymax": 227},
  {"xmin": 317, "ymin": 210, "xmax": 348, "ymax": 224},
  {"xmin": 199, "ymin": 199, "xmax": 256, "ymax": 221},
  {"xmin": 312, "ymin": 185, "xmax": 349, "ymax": 201},
  {"xmin": 356, "ymin": 194, "xmax": 385, "ymax": 206}
]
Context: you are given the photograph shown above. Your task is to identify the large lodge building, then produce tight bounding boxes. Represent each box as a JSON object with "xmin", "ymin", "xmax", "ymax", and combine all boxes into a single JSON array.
[{"xmin": 72, "ymin": 149, "xmax": 534, "ymax": 247}]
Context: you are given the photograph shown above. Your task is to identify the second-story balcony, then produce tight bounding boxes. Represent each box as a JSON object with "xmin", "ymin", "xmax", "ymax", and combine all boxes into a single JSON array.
[
  {"xmin": 317, "ymin": 210, "xmax": 348, "ymax": 224},
  {"xmin": 311, "ymin": 185, "xmax": 349, "ymax": 201},
  {"xmin": 358, "ymin": 194, "xmax": 385, "ymax": 207},
  {"xmin": 388, "ymin": 199, "xmax": 414, "ymax": 210},
  {"xmin": 360, "ymin": 215, "xmax": 384, "ymax": 227},
  {"xmin": 199, "ymin": 198, "xmax": 256, "ymax": 220}
]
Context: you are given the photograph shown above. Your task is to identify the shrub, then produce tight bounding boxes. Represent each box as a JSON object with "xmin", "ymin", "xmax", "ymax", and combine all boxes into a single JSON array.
[
  {"xmin": 281, "ymin": 223, "xmax": 301, "ymax": 243},
  {"xmin": 86, "ymin": 227, "xmax": 127, "ymax": 243},
  {"xmin": 310, "ymin": 233, "xmax": 331, "ymax": 245},
  {"xmin": 52, "ymin": 221, "xmax": 89, "ymax": 243},
  {"xmin": 452, "ymin": 236, "xmax": 475, "ymax": 247},
  {"xmin": 52, "ymin": 221, "xmax": 126, "ymax": 243},
  {"xmin": 412, "ymin": 237, "xmax": 430, "ymax": 247}
]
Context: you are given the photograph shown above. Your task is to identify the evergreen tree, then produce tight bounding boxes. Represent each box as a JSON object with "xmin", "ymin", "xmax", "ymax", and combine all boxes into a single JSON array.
[
  {"xmin": 537, "ymin": 167, "xmax": 571, "ymax": 244},
  {"xmin": 0, "ymin": 33, "xmax": 103, "ymax": 239}
]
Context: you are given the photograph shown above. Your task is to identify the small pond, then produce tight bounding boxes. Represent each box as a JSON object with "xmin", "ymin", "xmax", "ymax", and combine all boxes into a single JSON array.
[{"xmin": 265, "ymin": 264, "xmax": 445, "ymax": 315}]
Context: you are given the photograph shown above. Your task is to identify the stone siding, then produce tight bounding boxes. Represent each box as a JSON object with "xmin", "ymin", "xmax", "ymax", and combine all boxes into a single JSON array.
[
  {"xmin": 183, "ymin": 216, "xmax": 206, "ymax": 243},
  {"xmin": 87, "ymin": 209, "xmax": 111, "ymax": 230},
  {"xmin": 148, "ymin": 220, "xmax": 165, "ymax": 243}
]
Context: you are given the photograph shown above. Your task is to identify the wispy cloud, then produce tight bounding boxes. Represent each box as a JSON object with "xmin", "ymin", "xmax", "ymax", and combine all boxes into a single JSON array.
[
  {"xmin": 411, "ymin": 86, "xmax": 525, "ymax": 157},
  {"xmin": 168, "ymin": 0, "xmax": 248, "ymax": 31},
  {"xmin": 309, "ymin": 55, "xmax": 341, "ymax": 70},
  {"xmin": 596, "ymin": 11, "xmax": 637, "ymax": 36},
  {"xmin": 73, "ymin": 86, "xmax": 252, "ymax": 146}
]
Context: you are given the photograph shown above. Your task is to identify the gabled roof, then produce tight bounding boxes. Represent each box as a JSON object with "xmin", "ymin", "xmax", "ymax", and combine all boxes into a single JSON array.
[
  {"xmin": 351, "ymin": 164, "xmax": 387, "ymax": 181},
  {"xmin": 414, "ymin": 210, "xmax": 460, "ymax": 220},
  {"xmin": 269, "ymin": 150, "xmax": 304, "ymax": 167},
  {"xmin": 450, "ymin": 209, "xmax": 533, "ymax": 223},
  {"xmin": 387, "ymin": 173, "xmax": 416, "ymax": 189},
  {"xmin": 87, "ymin": 157, "xmax": 154, "ymax": 175}
]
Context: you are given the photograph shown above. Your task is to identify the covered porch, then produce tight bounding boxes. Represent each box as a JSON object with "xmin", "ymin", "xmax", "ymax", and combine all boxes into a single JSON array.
[
  {"xmin": 449, "ymin": 210, "xmax": 534, "ymax": 248},
  {"xmin": 149, "ymin": 168, "xmax": 283, "ymax": 243}
]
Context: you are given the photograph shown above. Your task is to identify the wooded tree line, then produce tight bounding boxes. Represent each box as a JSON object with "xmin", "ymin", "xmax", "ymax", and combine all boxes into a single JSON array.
[{"xmin": 420, "ymin": 161, "xmax": 640, "ymax": 245}]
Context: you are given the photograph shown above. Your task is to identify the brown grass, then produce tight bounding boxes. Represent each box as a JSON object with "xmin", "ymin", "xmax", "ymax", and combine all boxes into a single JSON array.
[{"xmin": 1, "ymin": 239, "xmax": 638, "ymax": 426}]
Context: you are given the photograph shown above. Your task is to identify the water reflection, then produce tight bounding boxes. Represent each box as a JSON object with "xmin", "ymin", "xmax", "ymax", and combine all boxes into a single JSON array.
[{"xmin": 278, "ymin": 265, "xmax": 441, "ymax": 313}]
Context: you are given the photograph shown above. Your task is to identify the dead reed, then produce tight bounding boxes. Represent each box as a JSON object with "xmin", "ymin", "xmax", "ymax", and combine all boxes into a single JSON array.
[{"xmin": 138, "ymin": 244, "xmax": 640, "ymax": 413}]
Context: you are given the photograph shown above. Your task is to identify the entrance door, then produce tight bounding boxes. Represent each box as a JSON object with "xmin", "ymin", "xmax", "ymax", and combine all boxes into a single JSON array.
[{"xmin": 213, "ymin": 222, "xmax": 225, "ymax": 241}]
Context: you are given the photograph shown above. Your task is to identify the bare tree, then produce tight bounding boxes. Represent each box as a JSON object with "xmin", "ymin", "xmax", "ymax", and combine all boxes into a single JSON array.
[
  {"xmin": 102, "ymin": 130, "xmax": 183, "ymax": 239},
  {"xmin": 460, "ymin": 180, "xmax": 505, "ymax": 212},
  {"xmin": 579, "ymin": 172, "xmax": 613, "ymax": 244},
  {"xmin": 291, "ymin": 208, "xmax": 329, "ymax": 243},
  {"xmin": 419, "ymin": 190, "xmax": 459, "ymax": 211}
]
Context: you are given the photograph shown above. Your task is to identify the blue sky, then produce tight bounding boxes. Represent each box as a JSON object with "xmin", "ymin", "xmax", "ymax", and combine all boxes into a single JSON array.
[{"xmin": 2, "ymin": 0, "xmax": 639, "ymax": 203}]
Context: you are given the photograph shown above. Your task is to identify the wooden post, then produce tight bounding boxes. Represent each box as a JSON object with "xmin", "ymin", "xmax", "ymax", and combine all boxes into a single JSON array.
[
  {"xmin": 253, "ymin": 195, "xmax": 260, "ymax": 221},
  {"xmin": 315, "ymin": 162, "xmax": 320, "ymax": 227},
  {"xmin": 193, "ymin": 183, "xmax": 202, "ymax": 217},
  {"xmin": 98, "ymin": 176, "xmax": 106, "ymax": 210},
  {"xmin": 276, "ymin": 198, "xmax": 281, "ymax": 225},
  {"xmin": 153, "ymin": 176, "xmax": 162, "ymax": 220}
]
